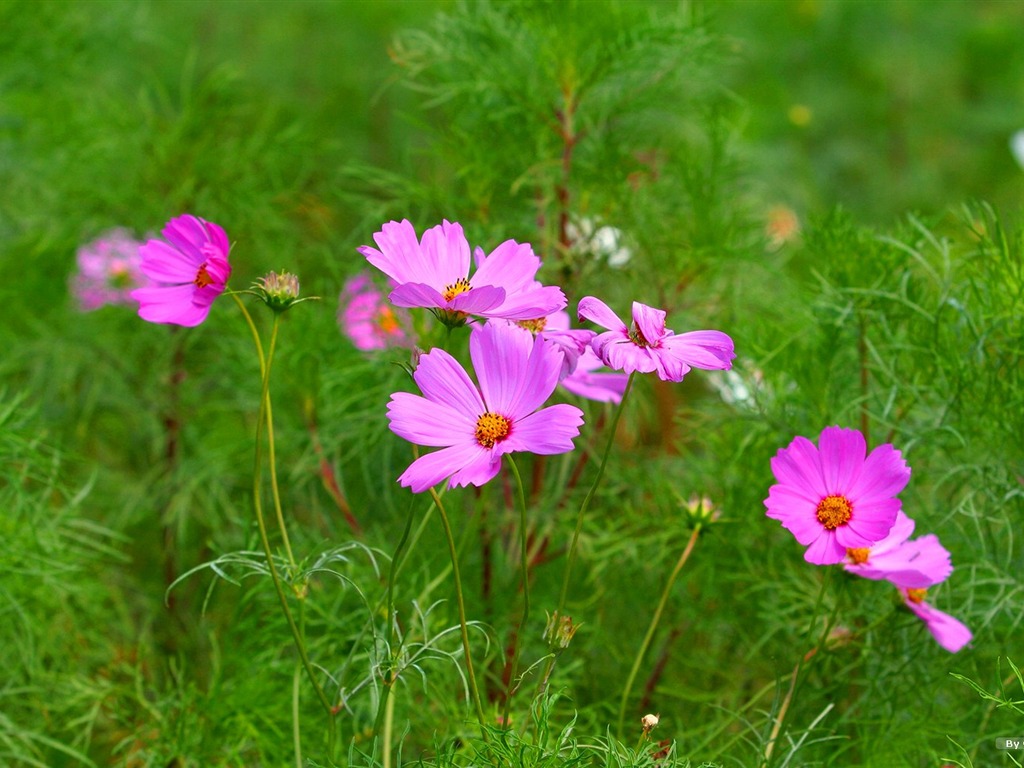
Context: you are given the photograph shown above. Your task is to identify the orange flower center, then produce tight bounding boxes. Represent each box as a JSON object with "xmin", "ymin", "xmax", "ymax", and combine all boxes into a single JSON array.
[
  {"xmin": 442, "ymin": 277, "xmax": 472, "ymax": 303},
  {"xmin": 516, "ymin": 317, "xmax": 548, "ymax": 334},
  {"xmin": 377, "ymin": 306, "xmax": 400, "ymax": 334},
  {"xmin": 846, "ymin": 547, "xmax": 870, "ymax": 564},
  {"xmin": 193, "ymin": 263, "xmax": 214, "ymax": 288},
  {"xmin": 906, "ymin": 588, "xmax": 927, "ymax": 604},
  {"xmin": 475, "ymin": 412, "xmax": 511, "ymax": 449},
  {"xmin": 816, "ymin": 494, "xmax": 853, "ymax": 529}
]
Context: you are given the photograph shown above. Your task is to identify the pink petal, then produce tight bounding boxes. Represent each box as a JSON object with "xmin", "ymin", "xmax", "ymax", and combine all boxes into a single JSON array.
[
  {"xmin": 138, "ymin": 240, "xmax": 201, "ymax": 283},
  {"xmin": 447, "ymin": 285, "xmax": 507, "ymax": 314},
  {"xmin": 904, "ymin": 595, "xmax": 972, "ymax": 653},
  {"xmin": 387, "ymin": 393, "xmax": 475, "ymax": 447},
  {"xmin": 560, "ymin": 369, "xmax": 628, "ymax": 403},
  {"xmin": 471, "ymin": 239, "xmax": 541, "ymax": 293},
  {"xmin": 446, "ymin": 448, "xmax": 503, "ymax": 489},
  {"xmin": 631, "ymin": 302, "xmax": 669, "ymax": 345},
  {"xmin": 362, "ymin": 220, "xmax": 427, "ymax": 284},
  {"xmin": 769, "ymin": 436, "xmax": 826, "ymax": 500},
  {"xmin": 803, "ymin": 530, "xmax": 846, "ymax": 565},
  {"xmin": 388, "ymin": 282, "xmax": 447, "ymax": 309},
  {"xmin": 661, "ymin": 330, "xmax": 736, "ymax": 370},
  {"xmin": 398, "ymin": 441, "xmax": 489, "ymax": 493},
  {"xmin": 848, "ymin": 443, "xmax": 911, "ymax": 503},
  {"xmin": 817, "ymin": 427, "xmax": 866, "ymax": 496},
  {"xmin": 420, "ymin": 220, "xmax": 472, "ymax": 285},
  {"xmin": 480, "ymin": 284, "xmax": 566, "ymax": 320},
  {"xmin": 842, "ymin": 497, "xmax": 900, "ymax": 545},
  {"xmin": 599, "ymin": 337, "xmax": 659, "ymax": 375},
  {"xmin": 766, "ymin": 487, "xmax": 823, "ymax": 544},
  {"xmin": 577, "ymin": 296, "xmax": 627, "ymax": 333},
  {"xmin": 501, "ymin": 404, "xmax": 584, "ymax": 455},
  {"xmin": 162, "ymin": 214, "xmax": 210, "ymax": 257},
  {"xmin": 132, "ymin": 284, "xmax": 210, "ymax": 326},
  {"xmin": 471, "ymin": 322, "xmax": 535, "ymax": 413},
  {"xmin": 413, "ymin": 348, "xmax": 485, "ymax": 417},
  {"xmin": 653, "ymin": 349, "xmax": 690, "ymax": 382}
]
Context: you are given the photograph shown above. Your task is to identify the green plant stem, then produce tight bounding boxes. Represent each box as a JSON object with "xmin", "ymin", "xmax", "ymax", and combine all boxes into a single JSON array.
[
  {"xmin": 372, "ymin": 497, "xmax": 417, "ymax": 741},
  {"xmin": 616, "ymin": 523, "xmax": 702, "ymax": 738},
  {"xmin": 293, "ymin": 603, "xmax": 305, "ymax": 768},
  {"xmin": 429, "ymin": 486, "xmax": 488, "ymax": 741},
  {"xmin": 540, "ymin": 372, "xmax": 635, "ymax": 693},
  {"xmin": 231, "ymin": 293, "xmax": 296, "ymax": 568},
  {"xmin": 242, "ymin": 306, "xmax": 336, "ymax": 728},
  {"xmin": 501, "ymin": 455, "xmax": 531, "ymax": 728},
  {"xmin": 761, "ymin": 567, "xmax": 835, "ymax": 767}
]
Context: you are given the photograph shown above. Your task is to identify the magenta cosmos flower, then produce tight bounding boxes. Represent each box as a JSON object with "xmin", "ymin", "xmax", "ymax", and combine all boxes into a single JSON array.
[
  {"xmin": 71, "ymin": 228, "xmax": 148, "ymax": 311},
  {"xmin": 338, "ymin": 273, "xmax": 413, "ymax": 351},
  {"xmin": 843, "ymin": 510, "xmax": 953, "ymax": 588},
  {"xmin": 130, "ymin": 214, "xmax": 231, "ymax": 327},
  {"xmin": 764, "ymin": 426, "xmax": 911, "ymax": 565},
  {"xmin": 577, "ymin": 297, "xmax": 735, "ymax": 382},
  {"xmin": 899, "ymin": 587, "xmax": 972, "ymax": 653},
  {"xmin": 359, "ymin": 219, "xmax": 566, "ymax": 324},
  {"xmin": 387, "ymin": 321, "xmax": 584, "ymax": 492}
]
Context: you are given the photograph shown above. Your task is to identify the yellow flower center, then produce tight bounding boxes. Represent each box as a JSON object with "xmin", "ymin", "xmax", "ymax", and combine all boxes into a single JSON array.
[
  {"xmin": 905, "ymin": 588, "xmax": 927, "ymax": 604},
  {"xmin": 193, "ymin": 263, "xmax": 214, "ymax": 288},
  {"xmin": 475, "ymin": 411, "xmax": 511, "ymax": 448},
  {"xmin": 442, "ymin": 277, "xmax": 472, "ymax": 303},
  {"xmin": 846, "ymin": 547, "xmax": 870, "ymax": 564},
  {"xmin": 815, "ymin": 494, "xmax": 853, "ymax": 529},
  {"xmin": 516, "ymin": 317, "xmax": 548, "ymax": 334}
]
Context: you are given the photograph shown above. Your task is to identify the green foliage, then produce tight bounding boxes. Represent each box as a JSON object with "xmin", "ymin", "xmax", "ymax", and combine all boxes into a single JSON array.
[{"xmin": 2, "ymin": 1, "xmax": 1022, "ymax": 767}]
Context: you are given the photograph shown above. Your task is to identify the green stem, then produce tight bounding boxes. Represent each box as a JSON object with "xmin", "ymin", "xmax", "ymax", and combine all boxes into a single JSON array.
[
  {"xmin": 293, "ymin": 602, "xmax": 305, "ymax": 768},
  {"xmin": 243, "ymin": 306, "xmax": 336, "ymax": 725},
  {"xmin": 762, "ymin": 567, "xmax": 835, "ymax": 767},
  {"xmin": 501, "ymin": 455, "xmax": 531, "ymax": 728},
  {"xmin": 429, "ymin": 486, "xmax": 488, "ymax": 740},
  {"xmin": 540, "ymin": 372, "xmax": 636, "ymax": 692},
  {"xmin": 616, "ymin": 523, "xmax": 702, "ymax": 738},
  {"xmin": 372, "ymin": 497, "xmax": 417, "ymax": 740},
  {"xmin": 232, "ymin": 294, "xmax": 296, "ymax": 567}
]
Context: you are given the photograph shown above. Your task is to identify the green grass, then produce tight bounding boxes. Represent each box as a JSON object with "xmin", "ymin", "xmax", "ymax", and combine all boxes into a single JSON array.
[{"xmin": 1, "ymin": 1, "xmax": 1022, "ymax": 766}]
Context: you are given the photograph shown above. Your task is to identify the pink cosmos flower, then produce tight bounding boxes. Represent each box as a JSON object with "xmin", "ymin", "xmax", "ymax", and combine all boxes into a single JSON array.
[
  {"xmin": 561, "ymin": 347, "xmax": 630, "ymax": 403},
  {"xmin": 899, "ymin": 587, "xmax": 972, "ymax": 653},
  {"xmin": 71, "ymin": 228, "xmax": 148, "ymax": 311},
  {"xmin": 576, "ymin": 297, "xmax": 735, "ymax": 382},
  {"xmin": 338, "ymin": 273, "xmax": 413, "ymax": 351},
  {"xmin": 764, "ymin": 426, "xmax": 911, "ymax": 565},
  {"xmin": 359, "ymin": 219, "xmax": 566, "ymax": 324},
  {"xmin": 843, "ymin": 510, "xmax": 953, "ymax": 588},
  {"xmin": 130, "ymin": 214, "xmax": 231, "ymax": 327},
  {"xmin": 387, "ymin": 321, "xmax": 584, "ymax": 492}
]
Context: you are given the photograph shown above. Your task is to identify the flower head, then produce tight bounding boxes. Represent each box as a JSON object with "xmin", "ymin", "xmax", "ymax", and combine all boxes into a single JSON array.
[
  {"xmin": 71, "ymin": 229, "xmax": 148, "ymax": 311},
  {"xmin": 764, "ymin": 426, "xmax": 911, "ymax": 565},
  {"xmin": 256, "ymin": 270, "xmax": 302, "ymax": 312},
  {"xmin": 843, "ymin": 510, "xmax": 953, "ymax": 588},
  {"xmin": 577, "ymin": 297, "xmax": 734, "ymax": 382},
  {"xmin": 130, "ymin": 214, "xmax": 231, "ymax": 327},
  {"xmin": 386, "ymin": 322, "xmax": 584, "ymax": 492},
  {"xmin": 338, "ymin": 273, "xmax": 413, "ymax": 351},
  {"xmin": 359, "ymin": 219, "xmax": 566, "ymax": 326},
  {"xmin": 900, "ymin": 587, "xmax": 972, "ymax": 653}
]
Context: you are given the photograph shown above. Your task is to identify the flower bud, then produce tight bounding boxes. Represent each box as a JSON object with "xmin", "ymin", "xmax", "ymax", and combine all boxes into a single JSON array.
[
  {"xmin": 543, "ymin": 610, "xmax": 580, "ymax": 650},
  {"xmin": 256, "ymin": 271, "xmax": 302, "ymax": 312},
  {"xmin": 641, "ymin": 713, "xmax": 660, "ymax": 735}
]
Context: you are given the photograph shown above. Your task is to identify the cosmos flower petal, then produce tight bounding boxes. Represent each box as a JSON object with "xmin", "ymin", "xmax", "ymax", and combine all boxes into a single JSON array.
[
  {"xmin": 398, "ymin": 442, "xmax": 490, "ymax": 493},
  {"xmin": 765, "ymin": 486, "xmax": 819, "ymax": 532},
  {"xmin": 478, "ymin": 284, "xmax": 566, "ymax": 320},
  {"xmin": 848, "ymin": 443, "xmax": 911, "ymax": 502},
  {"xmin": 845, "ymin": 531, "xmax": 952, "ymax": 588},
  {"xmin": 420, "ymin": 220, "xmax": 472, "ymax": 285},
  {"xmin": 162, "ymin": 214, "xmax": 212, "ymax": 257},
  {"xmin": 132, "ymin": 284, "xmax": 210, "ymax": 327},
  {"xmin": 471, "ymin": 239, "xmax": 541, "ymax": 293},
  {"xmin": 138, "ymin": 240, "xmax": 202, "ymax": 283},
  {"xmin": 818, "ymin": 427, "xmax": 866, "ymax": 495},
  {"xmin": 560, "ymin": 367, "xmax": 629, "ymax": 403},
  {"xmin": 769, "ymin": 436, "xmax": 826, "ymax": 500},
  {"xmin": 601, "ymin": 338, "xmax": 659, "ymax": 375},
  {"xmin": 631, "ymin": 302, "xmax": 668, "ymax": 345},
  {"xmin": 660, "ymin": 331, "xmax": 736, "ymax": 370},
  {"xmin": 413, "ymin": 348, "xmax": 486, "ymax": 417},
  {"xmin": 361, "ymin": 219, "xmax": 432, "ymax": 285},
  {"xmin": 471, "ymin": 322, "xmax": 534, "ymax": 413},
  {"xmin": 502, "ymin": 405, "xmax": 584, "ymax": 455},
  {"xmin": 903, "ymin": 594, "xmax": 972, "ymax": 653},
  {"xmin": 842, "ymin": 497, "xmax": 900, "ymax": 544},
  {"xmin": 653, "ymin": 351, "xmax": 690, "ymax": 382},
  {"xmin": 577, "ymin": 296, "xmax": 627, "ymax": 332},
  {"xmin": 389, "ymin": 282, "xmax": 448, "ymax": 309},
  {"xmin": 803, "ymin": 530, "xmax": 846, "ymax": 565},
  {"xmin": 387, "ymin": 393, "xmax": 475, "ymax": 447},
  {"xmin": 447, "ymin": 285, "xmax": 507, "ymax": 314},
  {"xmin": 447, "ymin": 449, "xmax": 503, "ymax": 489}
]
